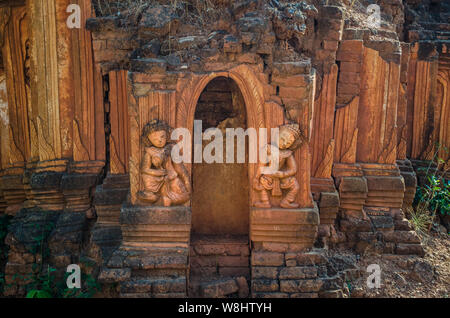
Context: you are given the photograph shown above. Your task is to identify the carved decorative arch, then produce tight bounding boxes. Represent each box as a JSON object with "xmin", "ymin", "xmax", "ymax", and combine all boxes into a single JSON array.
[
  {"xmin": 175, "ymin": 65, "xmax": 267, "ymax": 205},
  {"xmin": 176, "ymin": 65, "xmax": 266, "ymax": 132}
]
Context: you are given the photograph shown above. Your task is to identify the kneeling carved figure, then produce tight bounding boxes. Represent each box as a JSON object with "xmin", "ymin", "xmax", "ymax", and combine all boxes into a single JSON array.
[
  {"xmin": 253, "ymin": 123, "xmax": 304, "ymax": 209},
  {"xmin": 138, "ymin": 119, "xmax": 191, "ymax": 207}
]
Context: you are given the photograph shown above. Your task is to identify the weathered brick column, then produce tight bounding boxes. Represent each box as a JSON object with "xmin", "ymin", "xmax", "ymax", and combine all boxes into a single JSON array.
[{"xmin": 99, "ymin": 205, "xmax": 191, "ymax": 298}]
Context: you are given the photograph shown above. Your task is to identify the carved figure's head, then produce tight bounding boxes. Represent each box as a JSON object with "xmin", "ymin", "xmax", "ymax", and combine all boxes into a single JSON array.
[
  {"xmin": 142, "ymin": 119, "xmax": 171, "ymax": 148},
  {"xmin": 278, "ymin": 123, "xmax": 304, "ymax": 150}
]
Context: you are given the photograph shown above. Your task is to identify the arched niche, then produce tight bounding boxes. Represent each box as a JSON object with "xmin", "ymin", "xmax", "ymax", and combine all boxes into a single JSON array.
[
  {"xmin": 176, "ymin": 65, "xmax": 267, "ymax": 207},
  {"xmin": 191, "ymin": 76, "xmax": 249, "ymax": 236}
]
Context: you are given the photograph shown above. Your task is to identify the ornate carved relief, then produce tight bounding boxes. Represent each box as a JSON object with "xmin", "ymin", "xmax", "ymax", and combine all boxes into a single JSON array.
[
  {"xmin": 138, "ymin": 119, "xmax": 191, "ymax": 207},
  {"xmin": 110, "ymin": 136, "xmax": 126, "ymax": 174},
  {"xmin": 314, "ymin": 139, "xmax": 334, "ymax": 178},
  {"xmin": 36, "ymin": 116, "xmax": 56, "ymax": 161},
  {"xmin": 186, "ymin": 68, "xmax": 263, "ymax": 207},
  {"xmin": 357, "ymin": 47, "xmax": 400, "ymax": 164},
  {"xmin": 2, "ymin": 5, "xmax": 31, "ymax": 166},
  {"xmin": 29, "ymin": 118, "xmax": 38, "ymax": 161},
  {"xmin": 8, "ymin": 125, "xmax": 23, "ymax": 165},
  {"xmin": 379, "ymin": 130, "xmax": 397, "ymax": 164},
  {"xmin": 311, "ymin": 64, "xmax": 337, "ymax": 179},
  {"xmin": 177, "ymin": 65, "xmax": 266, "ymax": 135},
  {"xmin": 397, "ymin": 124, "xmax": 407, "ymax": 161},
  {"xmin": 129, "ymin": 89, "xmax": 177, "ymax": 204},
  {"xmin": 334, "ymin": 97, "xmax": 359, "ymax": 164},
  {"xmin": 73, "ymin": 119, "xmax": 90, "ymax": 162},
  {"xmin": 128, "ymin": 64, "xmax": 315, "ymax": 209},
  {"xmin": 411, "ymin": 60, "xmax": 439, "ymax": 160},
  {"xmin": 129, "ymin": 65, "xmax": 269, "ymax": 205},
  {"xmin": 253, "ymin": 123, "xmax": 305, "ymax": 209},
  {"xmin": 109, "ymin": 70, "xmax": 129, "ymax": 174},
  {"xmin": 29, "ymin": 0, "xmax": 61, "ymax": 162},
  {"xmin": 128, "ymin": 89, "xmax": 140, "ymax": 203}
]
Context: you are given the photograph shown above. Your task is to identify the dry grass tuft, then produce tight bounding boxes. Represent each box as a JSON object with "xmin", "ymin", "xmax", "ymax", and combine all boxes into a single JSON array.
[
  {"xmin": 94, "ymin": 0, "xmax": 149, "ymax": 17},
  {"xmin": 407, "ymin": 206, "xmax": 433, "ymax": 240},
  {"xmin": 93, "ymin": 0, "xmax": 221, "ymax": 27}
]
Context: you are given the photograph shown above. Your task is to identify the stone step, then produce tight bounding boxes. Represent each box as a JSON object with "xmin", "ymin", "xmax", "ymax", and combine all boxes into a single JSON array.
[
  {"xmin": 189, "ymin": 234, "xmax": 251, "ymax": 290},
  {"xmin": 190, "ymin": 235, "xmax": 250, "ymax": 261},
  {"xmin": 190, "ymin": 262, "xmax": 250, "ymax": 278},
  {"xmin": 188, "ymin": 276, "xmax": 249, "ymax": 298},
  {"xmin": 119, "ymin": 277, "xmax": 186, "ymax": 295}
]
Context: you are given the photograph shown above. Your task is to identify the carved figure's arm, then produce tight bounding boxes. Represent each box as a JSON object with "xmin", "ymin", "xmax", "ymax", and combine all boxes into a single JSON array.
[
  {"xmin": 141, "ymin": 149, "xmax": 166, "ymax": 176},
  {"xmin": 278, "ymin": 154, "xmax": 297, "ymax": 178}
]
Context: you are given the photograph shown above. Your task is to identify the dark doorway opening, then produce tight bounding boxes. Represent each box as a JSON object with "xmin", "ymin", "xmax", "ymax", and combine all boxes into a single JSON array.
[{"xmin": 189, "ymin": 77, "xmax": 250, "ymax": 297}]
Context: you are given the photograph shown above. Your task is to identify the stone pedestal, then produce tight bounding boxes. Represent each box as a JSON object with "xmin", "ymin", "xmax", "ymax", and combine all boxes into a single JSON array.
[
  {"xmin": 249, "ymin": 206, "xmax": 321, "ymax": 298},
  {"xmin": 250, "ymin": 207, "xmax": 319, "ymax": 247},
  {"xmin": 120, "ymin": 205, "xmax": 191, "ymax": 247},
  {"xmin": 99, "ymin": 205, "xmax": 191, "ymax": 298}
]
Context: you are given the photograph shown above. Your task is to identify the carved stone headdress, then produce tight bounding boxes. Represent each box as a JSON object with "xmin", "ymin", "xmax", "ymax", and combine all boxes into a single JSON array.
[
  {"xmin": 279, "ymin": 122, "xmax": 305, "ymax": 151},
  {"xmin": 141, "ymin": 119, "xmax": 173, "ymax": 147}
]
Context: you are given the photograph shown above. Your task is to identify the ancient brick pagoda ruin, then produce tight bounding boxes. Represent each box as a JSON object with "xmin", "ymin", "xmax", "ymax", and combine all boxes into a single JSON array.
[{"xmin": 0, "ymin": 0, "xmax": 449, "ymax": 298}]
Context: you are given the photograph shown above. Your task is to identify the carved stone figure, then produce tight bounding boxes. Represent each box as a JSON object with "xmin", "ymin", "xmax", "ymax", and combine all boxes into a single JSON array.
[
  {"xmin": 138, "ymin": 119, "xmax": 191, "ymax": 207},
  {"xmin": 253, "ymin": 123, "xmax": 304, "ymax": 209}
]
